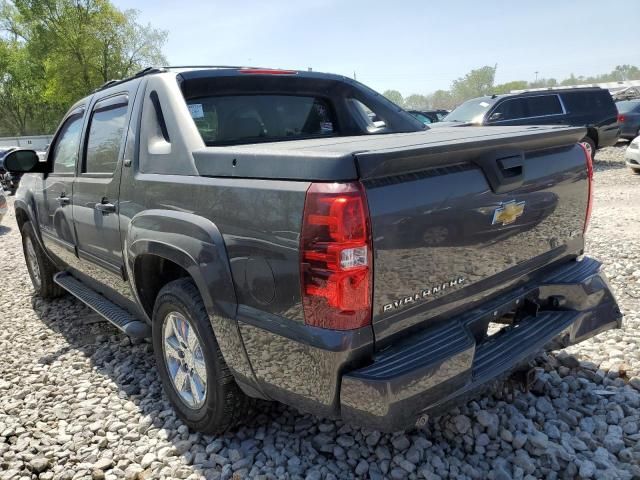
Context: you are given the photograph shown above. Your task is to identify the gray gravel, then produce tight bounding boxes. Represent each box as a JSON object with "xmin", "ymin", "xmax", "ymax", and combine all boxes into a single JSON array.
[{"xmin": 1, "ymin": 143, "xmax": 640, "ymax": 479}]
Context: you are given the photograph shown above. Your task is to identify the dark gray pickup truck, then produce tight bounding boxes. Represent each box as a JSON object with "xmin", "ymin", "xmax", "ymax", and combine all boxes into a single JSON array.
[{"xmin": 6, "ymin": 67, "xmax": 621, "ymax": 433}]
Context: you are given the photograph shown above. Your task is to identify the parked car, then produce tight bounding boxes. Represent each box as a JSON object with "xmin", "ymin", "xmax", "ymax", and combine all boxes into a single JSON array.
[
  {"xmin": 407, "ymin": 109, "xmax": 449, "ymax": 124},
  {"xmin": 616, "ymin": 100, "xmax": 640, "ymax": 140},
  {"xmin": 0, "ymin": 146, "xmax": 20, "ymax": 194},
  {"xmin": 442, "ymin": 87, "xmax": 620, "ymax": 158},
  {"xmin": 624, "ymin": 135, "xmax": 640, "ymax": 173},
  {"xmin": 0, "ymin": 189, "xmax": 6, "ymax": 223},
  {"xmin": 7, "ymin": 66, "xmax": 621, "ymax": 434}
]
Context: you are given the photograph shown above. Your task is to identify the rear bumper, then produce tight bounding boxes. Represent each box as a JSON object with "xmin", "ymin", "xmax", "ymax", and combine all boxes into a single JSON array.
[
  {"xmin": 340, "ymin": 257, "xmax": 621, "ymax": 432},
  {"xmin": 597, "ymin": 126, "xmax": 620, "ymax": 147}
]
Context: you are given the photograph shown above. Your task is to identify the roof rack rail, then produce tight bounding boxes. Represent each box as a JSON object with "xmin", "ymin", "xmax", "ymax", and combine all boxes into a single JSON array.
[{"xmin": 92, "ymin": 67, "xmax": 167, "ymax": 93}]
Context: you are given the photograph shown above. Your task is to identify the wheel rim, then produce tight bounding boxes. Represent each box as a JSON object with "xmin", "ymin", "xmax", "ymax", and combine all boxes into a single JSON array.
[
  {"xmin": 162, "ymin": 311, "xmax": 207, "ymax": 409},
  {"xmin": 25, "ymin": 236, "xmax": 41, "ymax": 289},
  {"xmin": 580, "ymin": 140, "xmax": 593, "ymax": 157}
]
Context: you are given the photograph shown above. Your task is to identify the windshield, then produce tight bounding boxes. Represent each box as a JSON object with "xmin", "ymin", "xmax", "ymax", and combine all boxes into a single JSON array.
[
  {"xmin": 617, "ymin": 100, "xmax": 640, "ymax": 113},
  {"xmin": 444, "ymin": 98, "xmax": 495, "ymax": 123}
]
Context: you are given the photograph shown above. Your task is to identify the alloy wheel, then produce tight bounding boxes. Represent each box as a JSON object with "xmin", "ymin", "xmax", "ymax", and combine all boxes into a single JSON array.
[{"xmin": 162, "ymin": 311, "xmax": 208, "ymax": 409}]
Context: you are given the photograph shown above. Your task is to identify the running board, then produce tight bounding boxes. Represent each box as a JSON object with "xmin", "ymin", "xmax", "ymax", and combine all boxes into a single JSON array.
[{"xmin": 54, "ymin": 272, "xmax": 151, "ymax": 338}]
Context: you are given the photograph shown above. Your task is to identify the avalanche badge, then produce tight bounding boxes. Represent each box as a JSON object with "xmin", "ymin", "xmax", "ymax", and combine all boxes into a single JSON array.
[{"xmin": 492, "ymin": 200, "xmax": 525, "ymax": 226}]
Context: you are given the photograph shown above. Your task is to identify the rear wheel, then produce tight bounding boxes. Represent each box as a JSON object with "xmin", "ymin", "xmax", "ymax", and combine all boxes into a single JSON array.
[
  {"xmin": 152, "ymin": 278, "xmax": 251, "ymax": 433},
  {"xmin": 579, "ymin": 137, "xmax": 596, "ymax": 160},
  {"xmin": 21, "ymin": 221, "xmax": 63, "ymax": 298}
]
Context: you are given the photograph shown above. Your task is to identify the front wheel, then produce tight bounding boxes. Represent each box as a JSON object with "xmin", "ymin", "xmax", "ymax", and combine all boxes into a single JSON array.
[
  {"xmin": 152, "ymin": 278, "xmax": 251, "ymax": 433},
  {"xmin": 579, "ymin": 137, "xmax": 596, "ymax": 160}
]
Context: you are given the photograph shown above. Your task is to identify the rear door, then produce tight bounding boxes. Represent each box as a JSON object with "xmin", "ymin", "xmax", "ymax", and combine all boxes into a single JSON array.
[
  {"xmin": 37, "ymin": 108, "xmax": 85, "ymax": 267},
  {"xmin": 72, "ymin": 91, "xmax": 133, "ymax": 286}
]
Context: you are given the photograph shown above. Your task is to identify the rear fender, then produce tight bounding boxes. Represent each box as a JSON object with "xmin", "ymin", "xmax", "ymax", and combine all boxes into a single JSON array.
[{"xmin": 126, "ymin": 209, "xmax": 262, "ymax": 394}]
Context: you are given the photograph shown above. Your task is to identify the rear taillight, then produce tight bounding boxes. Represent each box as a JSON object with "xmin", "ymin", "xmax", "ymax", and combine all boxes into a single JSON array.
[
  {"xmin": 300, "ymin": 182, "xmax": 372, "ymax": 330},
  {"xmin": 579, "ymin": 143, "xmax": 594, "ymax": 233},
  {"xmin": 617, "ymin": 114, "xmax": 626, "ymax": 123}
]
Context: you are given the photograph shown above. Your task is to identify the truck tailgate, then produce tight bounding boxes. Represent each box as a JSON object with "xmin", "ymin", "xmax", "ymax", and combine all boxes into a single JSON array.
[{"xmin": 356, "ymin": 126, "xmax": 589, "ymax": 344}]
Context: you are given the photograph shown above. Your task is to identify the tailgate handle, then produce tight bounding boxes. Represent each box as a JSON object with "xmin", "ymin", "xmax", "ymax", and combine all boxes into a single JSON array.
[{"xmin": 474, "ymin": 150, "xmax": 525, "ymax": 194}]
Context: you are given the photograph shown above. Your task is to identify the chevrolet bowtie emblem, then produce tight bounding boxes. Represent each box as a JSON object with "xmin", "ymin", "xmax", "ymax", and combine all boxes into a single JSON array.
[{"xmin": 492, "ymin": 200, "xmax": 525, "ymax": 226}]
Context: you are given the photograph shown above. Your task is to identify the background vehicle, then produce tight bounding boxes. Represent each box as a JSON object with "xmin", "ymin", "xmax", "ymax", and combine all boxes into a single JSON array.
[
  {"xmin": 616, "ymin": 100, "xmax": 640, "ymax": 140},
  {"xmin": 0, "ymin": 189, "xmax": 6, "ymax": 222},
  {"xmin": 442, "ymin": 87, "xmax": 620, "ymax": 158},
  {"xmin": 407, "ymin": 109, "xmax": 449, "ymax": 124},
  {"xmin": 7, "ymin": 67, "xmax": 621, "ymax": 434},
  {"xmin": 0, "ymin": 146, "xmax": 20, "ymax": 194},
  {"xmin": 625, "ymin": 136, "xmax": 640, "ymax": 173}
]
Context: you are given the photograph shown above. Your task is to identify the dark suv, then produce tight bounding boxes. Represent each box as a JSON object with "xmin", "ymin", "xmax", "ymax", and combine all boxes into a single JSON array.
[{"xmin": 443, "ymin": 87, "xmax": 620, "ymax": 158}]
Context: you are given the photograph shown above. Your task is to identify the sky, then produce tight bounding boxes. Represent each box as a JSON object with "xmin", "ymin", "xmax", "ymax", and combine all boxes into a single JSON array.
[{"xmin": 111, "ymin": 0, "xmax": 640, "ymax": 97}]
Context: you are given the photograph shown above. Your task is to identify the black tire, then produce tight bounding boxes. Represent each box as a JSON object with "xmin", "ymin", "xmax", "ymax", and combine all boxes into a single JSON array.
[
  {"xmin": 579, "ymin": 136, "xmax": 597, "ymax": 160},
  {"xmin": 21, "ymin": 221, "xmax": 64, "ymax": 298},
  {"xmin": 152, "ymin": 278, "xmax": 251, "ymax": 433}
]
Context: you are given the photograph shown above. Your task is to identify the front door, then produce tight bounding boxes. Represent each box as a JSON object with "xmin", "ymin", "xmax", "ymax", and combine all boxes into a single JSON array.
[
  {"xmin": 38, "ymin": 108, "xmax": 85, "ymax": 267},
  {"xmin": 72, "ymin": 93, "xmax": 131, "ymax": 290}
]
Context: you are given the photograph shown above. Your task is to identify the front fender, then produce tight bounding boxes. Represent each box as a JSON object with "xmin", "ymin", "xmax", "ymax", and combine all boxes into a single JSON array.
[{"xmin": 126, "ymin": 209, "xmax": 264, "ymax": 397}]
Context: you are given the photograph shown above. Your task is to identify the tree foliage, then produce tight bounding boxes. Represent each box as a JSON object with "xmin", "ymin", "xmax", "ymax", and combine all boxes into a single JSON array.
[
  {"xmin": 382, "ymin": 89, "xmax": 404, "ymax": 106},
  {"xmin": 0, "ymin": 0, "xmax": 167, "ymax": 135}
]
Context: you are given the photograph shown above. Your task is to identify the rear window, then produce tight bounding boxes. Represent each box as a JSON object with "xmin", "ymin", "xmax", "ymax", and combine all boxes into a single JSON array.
[
  {"xmin": 616, "ymin": 100, "xmax": 640, "ymax": 113},
  {"xmin": 186, "ymin": 95, "xmax": 336, "ymax": 145}
]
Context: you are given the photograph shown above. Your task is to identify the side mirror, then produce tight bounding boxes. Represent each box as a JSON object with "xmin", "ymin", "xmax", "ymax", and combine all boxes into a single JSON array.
[
  {"xmin": 3, "ymin": 149, "xmax": 44, "ymax": 173},
  {"xmin": 488, "ymin": 112, "xmax": 504, "ymax": 123}
]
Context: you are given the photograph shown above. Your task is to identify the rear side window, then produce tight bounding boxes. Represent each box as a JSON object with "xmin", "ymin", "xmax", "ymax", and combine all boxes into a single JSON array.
[
  {"xmin": 562, "ymin": 91, "xmax": 616, "ymax": 116},
  {"xmin": 524, "ymin": 95, "xmax": 563, "ymax": 117},
  {"xmin": 186, "ymin": 95, "xmax": 336, "ymax": 145},
  {"xmin": 84, "ymin": 95, "xmax": 129, "ymax": 173},
  {"xmin": 51, "ymin": 113, "xmax": 84, "ymax": 174}
]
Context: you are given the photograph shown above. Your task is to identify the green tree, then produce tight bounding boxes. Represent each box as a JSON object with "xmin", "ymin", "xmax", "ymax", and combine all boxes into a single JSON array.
[
  {"xmin": 427, "ymin": 89, "xmax": 455, "ymax": 110},
  {"xmin": 404, "ymin": 93, "xmax": 429, "ymax": 110},
  {"xmin": 450, "ymin": 65, "xmax": 497, "ymax": 103},
  {"xmin": 0, "ymin": 0, "xmax": 167, "ymax": 133},
  {"xmin": 382, "ymin": 89, "xmax": 404, "ymax": 107},
  {"xmin": 0, "ymin": 40, "xmax": 49, "ymax": 134},
  {"xmin": 493, "ymin": 80, "xmax": 528, "ymax": 94}
]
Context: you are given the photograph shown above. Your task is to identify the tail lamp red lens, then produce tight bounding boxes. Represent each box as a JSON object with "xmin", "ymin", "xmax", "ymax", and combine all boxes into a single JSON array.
[
  {"xmin": 578, "ymin": 142, "xmax": 594, "ymax": 233},
  {"xmin": 300, "ymin": 182, "xmax": 372, "ymax": 330},
  {"xmin": 617, "ymin": 114, "xmax": 625, "ymax": 123}
]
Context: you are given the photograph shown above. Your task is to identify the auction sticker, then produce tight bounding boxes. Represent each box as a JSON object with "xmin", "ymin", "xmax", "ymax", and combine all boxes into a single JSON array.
[{"xmin": 188, "ymin": 103, "xmax": 204, "ymax": 119}]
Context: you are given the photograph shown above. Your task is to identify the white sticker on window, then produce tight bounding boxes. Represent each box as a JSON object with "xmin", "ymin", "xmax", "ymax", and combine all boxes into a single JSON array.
[
  {"xmin": 188, "ymin": 103, "xmax": 204, "ymax": 119},
  {"xmin": 479, "ymin": 101, "xmax": 490, "ymax": 108}
]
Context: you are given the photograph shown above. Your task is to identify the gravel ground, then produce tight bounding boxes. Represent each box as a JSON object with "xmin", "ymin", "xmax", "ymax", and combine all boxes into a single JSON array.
[{"xmin": 1, "ymin": 143, "xmax": 640, "ymax": 480}]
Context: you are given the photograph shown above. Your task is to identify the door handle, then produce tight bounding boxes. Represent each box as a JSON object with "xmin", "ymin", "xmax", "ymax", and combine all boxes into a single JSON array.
[
  {"xmin": 56, "ymin": 195, "xmax": 70, "ymax": 206},
  {"xmin": 95, "ymin": 199, "xmax": 116, "ymax": 214}
]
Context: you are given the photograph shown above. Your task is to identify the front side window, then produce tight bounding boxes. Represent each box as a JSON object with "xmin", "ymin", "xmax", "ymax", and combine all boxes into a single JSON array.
[
  {"xmin": 51, "ymin": 113, "xmax": 84, "ymax": 174},
  {"xmin": 186, "ymin": 95, "xmax": 336, "ymax": 145},
  {"xmin": 489, "ymin": 98, "xmax": 527, "ymax": 122},
  {"xmin": 85, "ymin": 96, "xmax": 129, "ymax": 173}
]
